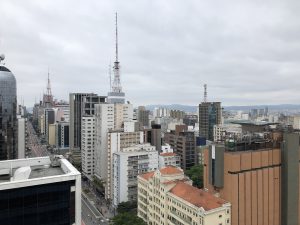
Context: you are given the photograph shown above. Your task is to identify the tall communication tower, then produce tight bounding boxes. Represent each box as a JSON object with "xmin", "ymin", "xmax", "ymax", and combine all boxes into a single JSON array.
[{"xmin": 112, "ymin": 12, "xmax": 122, "ymax": 93}]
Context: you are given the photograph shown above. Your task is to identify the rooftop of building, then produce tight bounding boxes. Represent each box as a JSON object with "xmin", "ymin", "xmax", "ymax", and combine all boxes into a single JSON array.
[
  {"xmin": 139, "ymin": 166, "xmax": 183, "ymax": 180},
  {"xmin": 139, "ymin": 171, "xmax": 155, "ymax": 181},
  {"xmin": 0, "ymin": 156, "xmax": 79, "ymax": 185},
  {"xmin": 169, "ymin": 182, "xmax": 227, "ymax": 211},
  {"xmin": 159, "ymin": 166, "xmax": 182, "ymax": 175}
]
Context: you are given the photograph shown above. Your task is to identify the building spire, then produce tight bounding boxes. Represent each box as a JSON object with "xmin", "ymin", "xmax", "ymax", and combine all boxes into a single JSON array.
[
  {"xmin": 47, "ymin": 67, "xmax": 52, "ymax": 96},
  {"xmin": 115, "ymin": 12, "xmax": 118, "ymax": 63}
]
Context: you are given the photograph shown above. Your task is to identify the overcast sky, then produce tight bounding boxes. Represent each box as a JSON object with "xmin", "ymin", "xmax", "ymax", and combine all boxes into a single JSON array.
[{"xmin": 1, "ymin": 0, "xmax": 300, "ymax": 107}]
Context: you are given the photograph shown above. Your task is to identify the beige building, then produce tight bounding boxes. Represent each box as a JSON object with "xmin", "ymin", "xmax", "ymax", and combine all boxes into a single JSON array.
[
  {"xmin": 48, "ymin": 124, "xmax": 56, "ymax": 146},
  {"xmin": 138, "ymin": 166, "xmax": 231, "ymax": 225}
]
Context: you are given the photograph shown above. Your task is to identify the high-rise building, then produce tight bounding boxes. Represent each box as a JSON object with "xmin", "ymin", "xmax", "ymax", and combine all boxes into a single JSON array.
[
  {"xmin": 137, "ymin": 166, "xmax": 231, "ymax": 225},
  {"xmin": 112, "ymin": 143, "xmax": 158, "ymax": 207},
  {"xmin": 69, "ymin": 93, "xmax": 106, "ymax": 164},
  {"xmin": 94, "ymin": 103, "xmax": 133, "ymax": 181},
  {"xmin": 17, "ymin": 116, "xmax": 26, "ymax": 159},
  {"xmin": 198, "ymin": 102, "xmax": 222, "ymax": 141},
  {"xmin": 0, "ymin": 155, "xmax": 81, "ymax": 225},
  {"xmin": 81, "ymin": 116, "xmax": 95, "ymax": 179},
  {"xmin": 56, "ymin": 121, "xmax": 69, "ymax": 149},
  {"xmin": 203, "ymin": 132, "xmax": 300, "ymax": 225},
  {"xmin": 137, "ymin": 106, "xmax": 150, "ymax": 128},
  {"xmin": 164, "ymin": 126, "xmax": 197, "ymax": 170},
  {"xmin": 0, "ymin": 58, "xmax": 17, "ymax": 160},
  {"xmin": 106, "ymin": 129, "xmax": 143, "ymax": 200},
  {"xmin": 144, "ymin": 124, "xmax": 162, "ymax": 152},
  {"xmin": 69, "ymin": 93, "xmax": 106, "ymax": 151},
  {"xmin": 44, "ymin": 108, "xmax": 55, "ymax": 143}
]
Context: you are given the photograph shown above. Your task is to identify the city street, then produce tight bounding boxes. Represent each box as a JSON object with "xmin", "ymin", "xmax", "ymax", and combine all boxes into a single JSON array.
[
  {"xmin": 82, "ymin": 193, "xmax": 109, "ymax": 225},
  {"xmin": 27, "ymin": 121, "xmax": 49, "ymax": 157}
]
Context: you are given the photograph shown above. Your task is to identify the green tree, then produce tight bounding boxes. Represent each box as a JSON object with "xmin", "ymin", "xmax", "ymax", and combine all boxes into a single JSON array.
[
  {"xmin": 117, "ymin": 201, "xmax": 137, "ymax": 214},
  {"xmin": 110, "ymin": 212, "xmax": 146, "ymax": 225},
  {"xmin": 185, "ymin": 164, "xmax": 204, "ymax": 188},
  {"xmin": 92, "ymin": 175, "xmax": 105, "ymax": 192}
]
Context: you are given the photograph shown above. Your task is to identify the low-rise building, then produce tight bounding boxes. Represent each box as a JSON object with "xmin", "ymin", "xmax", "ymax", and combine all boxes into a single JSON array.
[{"xmin": 138, "ymin": 166, "xmax": 231, "ymax": 225}]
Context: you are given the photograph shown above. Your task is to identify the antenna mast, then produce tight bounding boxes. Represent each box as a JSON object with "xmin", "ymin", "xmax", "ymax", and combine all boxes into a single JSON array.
[
  {"xmin": 112, "ymin": 12, "xmax": 122, "ymax": 93},
  {"xmin": 115, "ymin": 12, "xmax": 118, "ymax": 62},
  {"xmin": 109, "ymin": 62, "xmax": 112, "ymax": 91},
  {"xmin": 204, "ymin": 84, "xmax": 207, "ymax": 102}
]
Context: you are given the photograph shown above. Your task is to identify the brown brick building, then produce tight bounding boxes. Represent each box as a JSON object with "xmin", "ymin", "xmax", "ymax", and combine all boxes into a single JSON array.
[{"xmin": 203, "ymin": 132, "xmax": 300, "ymax": 225}]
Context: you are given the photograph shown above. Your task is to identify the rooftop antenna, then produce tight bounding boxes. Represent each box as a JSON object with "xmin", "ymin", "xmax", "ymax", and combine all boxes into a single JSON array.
[
  {"xmin": 47, "ymin": 67, "xmax": 52, "ymax": 96},
  {"xmin": 204, "ymin": 84, "xmax": 207, "ymax": 102},
  {"xmin": 109, "ymin": 62, "xmax": 112, "ymax": 91},
  {"xmin": 115, "ymin": 12, "xmax": 118, "ymax": 62},
  {"xmin": 112, "ymin": 12, "xmax": 122, "ymax": 93}
]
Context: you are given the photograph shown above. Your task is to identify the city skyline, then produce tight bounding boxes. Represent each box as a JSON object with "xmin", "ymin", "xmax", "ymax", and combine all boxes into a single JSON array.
[{"xmin": 1, "ymin": 0, "xmax": 300, "ymax": 107}]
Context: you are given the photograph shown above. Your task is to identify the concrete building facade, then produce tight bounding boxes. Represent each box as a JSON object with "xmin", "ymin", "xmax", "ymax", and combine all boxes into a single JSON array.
[
  {"xmin": 164, "ymin": 129, "xmax": 197, "ymax": 170},
  {"xmin": 94, "ymin": 103, "xmax": 133, "ymax": 182},
  {"xmin": 159, "ymin": 152, "xmax": 180, "ymax": 168},
  {"xmin": 81, "ymin": 116, "xmax": 96, "ymax": 179},
  {"xmin": 203, "ymin": 133, "xmax": 300, "ymax": 225},
  {"xmin": 198, "ymin": 102, "xmax": 222, "ymax": 141},
  {"xmin": 112, "ymin": 143, "xmax": 158, "ymax": 207}
]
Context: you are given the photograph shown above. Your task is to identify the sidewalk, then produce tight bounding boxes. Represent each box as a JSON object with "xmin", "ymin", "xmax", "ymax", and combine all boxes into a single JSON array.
[{"xmin": 83, "ymin": 185, "xmax": 114, "ymax": 219}]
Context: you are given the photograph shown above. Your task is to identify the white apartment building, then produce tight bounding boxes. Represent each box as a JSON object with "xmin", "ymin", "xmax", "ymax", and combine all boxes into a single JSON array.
[
  {"xmin": 138, "ymin": 166, "xmax": 231, "ymax": 225},
  {"xmin": 94, "ymin": 103, "xmax": 133, "ymax": 181},
  {"xmin": 112, "ymin": 143, "xmax": 158, "ymax": 207},
  {"xmin": 81, "ymin": 116, "xmax": 95, "ymax": 179},
  {"xmin": 106, "ymin": 130, "xmax": 143, "ymax": 200},
  {"xmin": 17, "ymin": 116, "xmax": 26, "ymax": 159},
  {"xmin": 159, "ymin": 152, "xmax": 180, "ymax": 168}
]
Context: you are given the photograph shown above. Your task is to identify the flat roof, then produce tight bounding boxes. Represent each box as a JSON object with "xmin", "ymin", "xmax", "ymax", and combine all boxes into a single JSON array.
[{"xmin": 0, "ymin": 156, "xmax": 80, "ymax": 185}]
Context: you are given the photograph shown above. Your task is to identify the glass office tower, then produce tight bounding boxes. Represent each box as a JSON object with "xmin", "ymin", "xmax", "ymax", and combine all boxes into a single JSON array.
[{"xmin": 0, "ymin": 65, "xmax": 17, "ymax": 160}]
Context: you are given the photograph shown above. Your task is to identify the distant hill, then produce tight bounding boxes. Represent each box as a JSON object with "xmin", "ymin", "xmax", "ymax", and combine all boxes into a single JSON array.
[{"xmin": 145, "ymin": 104, "xmax": 300, "ymax": 113}]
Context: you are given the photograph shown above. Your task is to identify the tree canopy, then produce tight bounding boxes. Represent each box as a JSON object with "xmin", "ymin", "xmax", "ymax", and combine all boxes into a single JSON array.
[
  {"xmin": 110, "ymin": 212, "xmax": 146, "ymax": 225},
  {"xmin": 117, "ymin": 201, "xmax": 137, "ymax": 214},
  {"xmin": 185, "ymin": 164, "xmax": 204, "ymax": 188}
]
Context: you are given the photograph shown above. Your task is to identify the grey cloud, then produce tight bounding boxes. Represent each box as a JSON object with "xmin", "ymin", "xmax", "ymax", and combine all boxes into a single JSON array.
[{"xmin": 0, "ymin": 0, "xmax": 300, "ymax": 107}]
